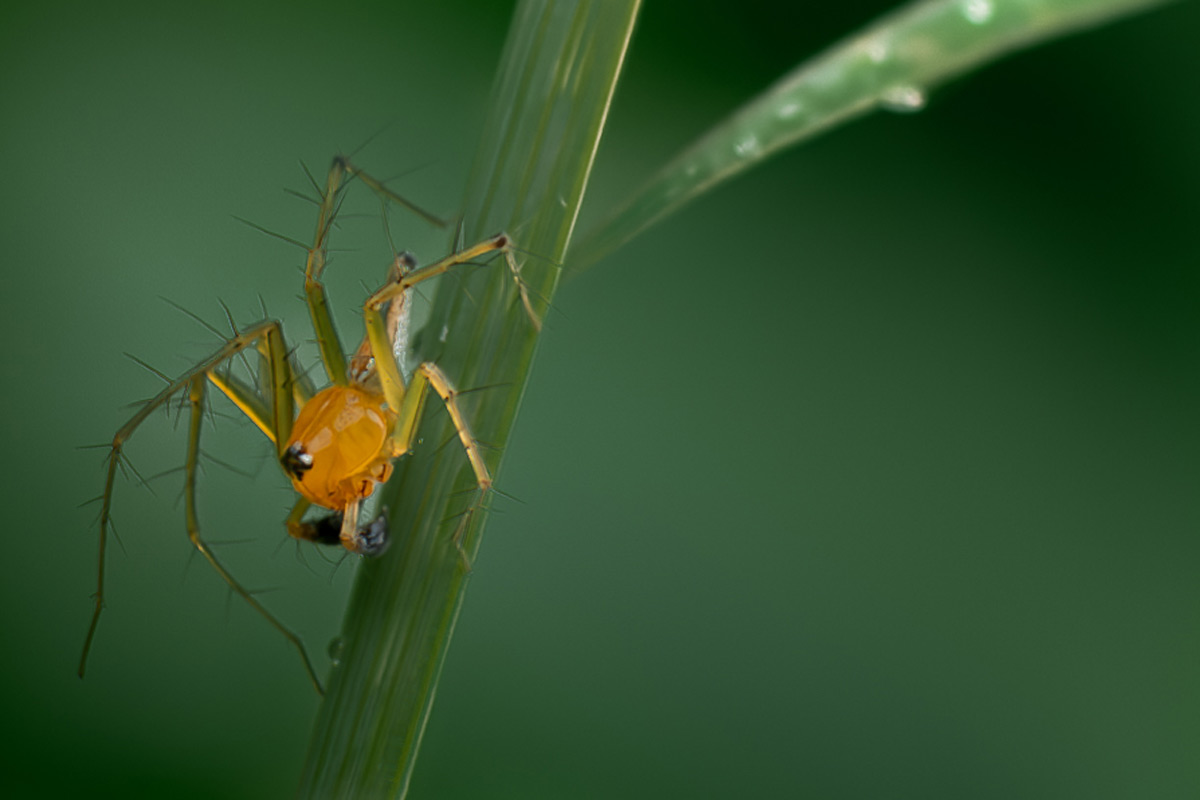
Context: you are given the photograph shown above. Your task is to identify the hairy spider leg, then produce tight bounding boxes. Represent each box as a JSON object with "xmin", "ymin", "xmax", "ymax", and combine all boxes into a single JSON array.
[
  {"xmin": 400, "ymin": 363, "xmax": 492, "ymax": 490},
  {"xmin": 346, "ymin": 251, "xmax": 419, "ymax": 385},
  {"xmin": 78, "ymin": 320, "xmax": 330, "ymax": 692},
  {"xmin": 184, "ymin": 377, "xmax": 325, "ymax": 694},
  {"xmin": 334, "ymin": 233, "xmax": 542, "ymax": 553},
  {"xmin": 362, "ymin": 233, "xmax": 541, "ymax": 415},
  {"xmin": 302, "ymin": 156, "xmax": 446, "ymax": 388}
]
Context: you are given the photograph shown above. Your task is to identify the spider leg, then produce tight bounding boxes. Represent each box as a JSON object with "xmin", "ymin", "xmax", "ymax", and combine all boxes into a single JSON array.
[
  {"xmin": 203, "ymin": 321, "xmax": 295, "ymax": 452},
  {"xmin": 391, "ymin": 361, "xmax": 497, "ymax": 568},
  {"xmin": 372, "ymin": 233, "xmax": 541, "ymax": 335},
  {"xmin": 337, "ymin": 498, "xmax": 363, "ymax": 553},
  {"xmin": 183, "ymin": 377, "xmax": 324, "ymax": 694},
  {"xmin": 79, "ymin": 320, "xmax": 314, "ymax": 689},
  {"xmin": 336, "ymin": 156, "xmax": 446, "ymax": 229},
  {"xmin": 304, "ymin": 157, "xmax": 445, "ymax": 387},
  {"xmin": 255, "ymin": 334, "xmax": 315, "ymax": 410},
  {"xmin": 347, "ymin": 251, "xmax": 417, "ymax": 384},
  {"xmin": 340, "ymin": 235, "xmax": 540, "ymax": 565},
  {"xmin": 301, "ymin": 159, "xmax": 353, "ymax": 387},
  {"xmin": 360, "ymin": 233, "xmax": 543, "ymax": 416},
  {"xmin": 396, "ymin": 363, "xmax": 492, "ymax": 492},
  {"xmin": 284, "ymin": 496, "xmax": 320, "ymax": 542}
]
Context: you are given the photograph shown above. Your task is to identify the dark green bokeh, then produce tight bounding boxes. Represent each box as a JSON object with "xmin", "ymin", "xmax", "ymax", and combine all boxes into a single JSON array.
[{"xmin": 2, "ymin": 1, "xmax": 1197, "ymax": 797}]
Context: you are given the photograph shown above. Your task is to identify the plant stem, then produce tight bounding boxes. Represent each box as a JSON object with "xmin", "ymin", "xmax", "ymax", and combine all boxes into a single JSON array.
[{"xmin": 295, "ymin": 3, "xmax": 640, "ymax": 797}]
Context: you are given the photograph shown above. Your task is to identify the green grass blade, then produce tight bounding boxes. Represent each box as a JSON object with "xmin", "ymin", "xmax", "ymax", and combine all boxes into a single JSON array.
[
  {"xmin": 572, "ymin": 0, "xmax": 1179, "ymax": 270},
  {"xmin": 295, "ymin": 2, "xmax": 640, "ymax": 798}
]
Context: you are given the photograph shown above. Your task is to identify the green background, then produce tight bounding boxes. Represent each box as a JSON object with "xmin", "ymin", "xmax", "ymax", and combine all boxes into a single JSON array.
[{"xmin": 2, "ymin": 0, "xmax": 1198, "ymax": 796}]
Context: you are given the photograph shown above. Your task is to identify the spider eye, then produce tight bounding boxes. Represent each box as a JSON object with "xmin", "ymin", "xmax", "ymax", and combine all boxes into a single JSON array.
[{"xmin": 283, "ymin": 443, "xmax": 314, "ymax": 477}]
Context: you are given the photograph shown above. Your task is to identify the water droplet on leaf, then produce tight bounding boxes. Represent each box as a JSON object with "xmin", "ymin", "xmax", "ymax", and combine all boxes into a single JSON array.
[
  {"xmin": 880, "ymin": 85, "xmax": 926, "ymax": 113},
  {"xmin": 734, "ymin": 134, "xmax": 762, "ymax": 157},
  {"xmin": 778, "ymin": 101, "xmax": 802, "ymax": 119},
  {"xmin": 963, "ymin": 0, "xmax": 994, "ymax": 24},
  {"xmin": 327, "ymin": 636, "xmax": 345, "ymax": 667}
]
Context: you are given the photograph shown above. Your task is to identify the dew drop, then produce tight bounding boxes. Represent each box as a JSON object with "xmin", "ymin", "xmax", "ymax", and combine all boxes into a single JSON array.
[
  {"xmin": 734, "ymin": 134, "xmax": 762, "ymax": 158},
  {"xmin": 880, "ymin": 85, "xmax": 926, "ymax": 113},
  {"xmin": 962, "ymin": 0, "xmax": 993, "ymax": 24},
  {"xmin": 778, "ymin": 101, "xmax": 802, "ymax": 119},
  {"xmin": 327, "ymin": 636, "xmax": 345, "ymax": 667}
]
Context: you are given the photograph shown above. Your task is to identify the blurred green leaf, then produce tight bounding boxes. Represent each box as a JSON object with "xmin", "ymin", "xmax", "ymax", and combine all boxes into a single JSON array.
[{"xmin": 573, "ymin": 0, "xmax": 1179, "ymax": 270}]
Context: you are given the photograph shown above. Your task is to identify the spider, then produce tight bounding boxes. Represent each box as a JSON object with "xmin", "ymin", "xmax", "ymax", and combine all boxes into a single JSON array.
[{"xmin": 78, "ymin": 156, "xmax": 541, "ymax": 693}]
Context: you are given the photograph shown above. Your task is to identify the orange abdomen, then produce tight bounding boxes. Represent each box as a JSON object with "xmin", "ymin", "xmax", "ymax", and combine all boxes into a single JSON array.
[{"xmin": 283, "ymin": 386, "xmax": 395, "ymax": 509}]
